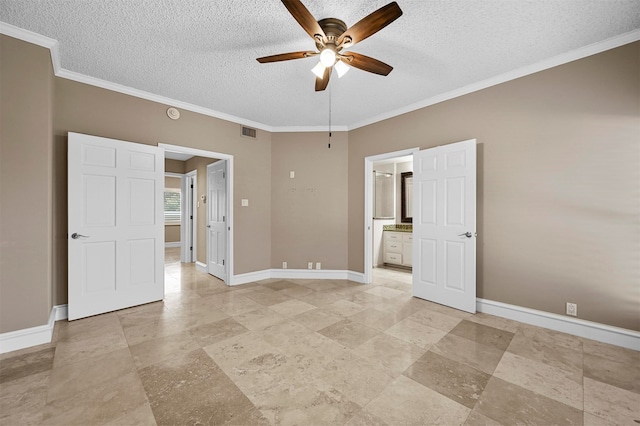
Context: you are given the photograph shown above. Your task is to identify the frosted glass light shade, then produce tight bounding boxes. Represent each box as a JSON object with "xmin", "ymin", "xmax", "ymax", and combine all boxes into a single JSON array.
[
  {"xmin": 335, "ymin": 60, "xmax": 350, "ymax": 78},
  {"xmin": 320, "ymin": 49, "xmax": 336, "ymax": 67},
  {"xmin": 311, "ymin": 62, "xmax": 326, "ymax": 78}
]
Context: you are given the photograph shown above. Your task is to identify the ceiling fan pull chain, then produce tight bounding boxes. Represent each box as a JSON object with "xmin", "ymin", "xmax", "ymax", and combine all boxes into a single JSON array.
[{"xmin": 328, "ymin": 83, "xmax": 332, "ymax": 149}]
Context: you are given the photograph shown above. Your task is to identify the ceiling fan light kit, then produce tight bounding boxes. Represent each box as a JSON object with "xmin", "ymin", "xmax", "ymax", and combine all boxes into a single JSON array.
[{"xmin": 257, "ymin": 0, "xmax": 403, "ymax": 91}]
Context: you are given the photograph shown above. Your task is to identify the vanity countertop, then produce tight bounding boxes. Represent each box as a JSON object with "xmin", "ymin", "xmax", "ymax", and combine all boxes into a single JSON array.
[{"xmin": 383, "ymin": 224, "xmax": 413, "ymax": 233}]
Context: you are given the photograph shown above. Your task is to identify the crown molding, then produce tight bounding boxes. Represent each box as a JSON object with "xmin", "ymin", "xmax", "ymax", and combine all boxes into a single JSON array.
[
  {"xmin": 3, "ymin": 22, "xmax": 639, "ymax": 133},
  {"xmin": 349, "ymin": 28, "xmax": 640, "ymax": 130}
]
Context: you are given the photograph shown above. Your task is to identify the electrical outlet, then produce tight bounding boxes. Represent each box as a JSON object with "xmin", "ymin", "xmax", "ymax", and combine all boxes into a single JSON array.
[
  {"xmin": 308, "ymin": 262, "xmax": 313, "ymax": 269},
  {"xmin": 282, "ymin": 261, "xmax": 287, "ymax": 269},
  {"xmin": 566, "ymin": 302, "xmax": 577, "ymax": 316},
  {"xmin": 316, "ymin": 262, "xmax": 321, "ymax": 270}
]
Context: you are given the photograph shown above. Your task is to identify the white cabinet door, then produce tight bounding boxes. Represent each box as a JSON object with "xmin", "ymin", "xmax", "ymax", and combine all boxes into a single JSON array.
[
  {"xmin": 412, "ymin": 140, "xmax": 476, "ymax": 313},
  {"xmin": 68, "ymin": 132, "xmax": 164, "ymax": 320},
  {"xmin": 207, "ymin": 161, "xmax": 227, "ymax": 281}
]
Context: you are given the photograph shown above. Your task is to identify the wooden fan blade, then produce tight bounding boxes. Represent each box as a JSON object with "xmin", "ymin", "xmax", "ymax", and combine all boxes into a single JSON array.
[
  {"xmin": 341, "ymin": 52, "xmax": 393, "ymax": 76},
  {"xmin": 282, "ymin": 0, "xmax": 326, "ymax": 43},
  {"xmin": 337, "ymin": 2, "xmax": 402, "ymax": 47},
  {"xmin": 257, "ymin": 51, "xmax": 317, "ymax": 63},
  {"xmin": 315, "ymin": 66, "xmax": 331, "ymax": 91}
]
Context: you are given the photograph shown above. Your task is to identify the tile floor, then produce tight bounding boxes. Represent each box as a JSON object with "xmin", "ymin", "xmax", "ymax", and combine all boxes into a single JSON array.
[{"xmin": 1, "ymin": 248, "xmax": 639, "ymax": 425}]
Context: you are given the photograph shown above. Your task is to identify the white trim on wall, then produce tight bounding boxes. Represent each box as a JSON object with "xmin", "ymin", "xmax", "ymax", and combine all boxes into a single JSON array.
[
  {"xmin": 195, "ymin": 261, "xmax": 207, "ymax": 273},
  {"xmin": 0, "ymin": 304, "xmax": 68, "ymax": 354},
  {"xmin": 1, "ymin": 22, "xmax": 638, "ymax": 132},
  {"xmin": 1, "ymin": 296, "xmax": 637, "ymax": 354},
  {"xmin": 165, "ymin": 242, "xmax": 181, "ymax": 248},
  {"xmin": 477, "ymin": 298, "xmax": 640, "ymax": 351}
]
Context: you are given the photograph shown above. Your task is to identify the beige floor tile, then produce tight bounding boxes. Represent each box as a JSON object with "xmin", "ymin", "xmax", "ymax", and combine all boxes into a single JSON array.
[
  {"xmin": 47, "ymin": 347, "xmax": 136, "ymax": 403},
  {"xmin": 345, "ymin": 408, "xmax": 389, "ymax": 426},
  {"xmin": 464, "ymin": 409, "xmax": 503, "ymax": 426},
  {"xmin": 321, "ymin": 351, "xmax": 396, "ymax": 407},
  {"xmin": 583, "ymin": 338, "xmax": 640, "ymax": 366},
  {"xmin": 56, "ymin": 312, "xmax": 123, "ymax": 343},
  {"xmin": 476, "ymin": 377, "xmax": 583, "ymax": 425},
  {"xmin": 518, "ymin": 323, "xmax": 584, "ymax": 351},
  {"xmin": 353, "ymin": 333, "xmax": 426, "ymax": 376},
  {"xmin": 203, "ymin": 331, "xmax": 281, "ymax": 372},
  {"xmin": 318, "ymin": 319, "xmax": 380, "ymax": 349},
  {"xmin": 364, "ymin": 286, "xmax": 406, "ymax": 299},
  {"xmin": 53, "ymin": 326, "xmax": 129, "ymax": 367},
  {"xmin": 261, "ymin": 319, "xmax": 314, "ymax": 347},
  {"xmin": 507, "ymin": 331, "xmax": 583, "ymax": 378},
  {"xmin": 120, "ymin": 314, "xmax": 186, "ymax": 346},
  {"xmin": 407, "ymin": 308, "xmax": 464, "ymax": 333},
  {"xmin": 232, "ymin": 307, "xmax": 287, "ymax": 331},
  {"xmin": 450, "ymin": 320, "xmax": 515, "ymax": 351},
  {"xmin": 262, "ymin": 280, "xmax": 301, "ymax": 291},
  {"xmin": 466, "ymin": 312, "xmax": 521, "ymax": 333},
  {"xmin": 42, "ymin": 371, "xmax": 149, "ymax": 425},
  {"xmin": 584, "ymin": 352, "xmax": 640, "ymax": 393},
  {"xmin": 103, "ymin": 402, "xmax": 157, "ymax": 426},
  {"xmin": 493, "ymin": 351, "xmax": 583, "ymax": 410},
  {"xmin": 257, "ymin": 380, "xmax": 361, "ymax": 426},
  {"xmin": 431, "ymin": 333, "xmax": 506, "ymax": 375},
  {"xmin": 217, "ymin": 295, "xmax": 266, "ymax": 316},
  {"xmin": 385, "ymin": 317, "xmax": 447, "ymax": 348},
  {"xmin": 366, "ymin": 375, "xmax": 471, "ymax": 425},
  {"xmin": 298, "ymin": 290, "xmax": 346, "ymax": 307},
  {"xmin": 269, "ymin": 299, "xmax": 317, "ymax": 317},
  {"xmin": 404, "ymin": 351, "xmax": 491, "ymax": 409},
  {"xmin": 349, "ymin": 308, "xmax": 401, "ymax": 332},
  {"xmin": 243, "ymin": 288, "xmax": 293, "ymax": 306},
  {"xmin": 129, "ymin": 332, "xmax": 200, "ymax": 369},
  {"xmin": 584, "ymin": 377, "xmax": 640, "ymax": 425},
  {"xmin": 189, "ymin": 316, "xmax": 249, "ymax": 347},
  {"xmin": 140, "ymin": 349, "xmax": 255, "ymax": 425},
  {"xmin": 292, "ymin": 308, "xmax": 343, "ymax": 331},
  {"xmin": 0, "ymin": 370, "xmax": 49, "ymax": 425},
  {"xmin": 0, "ymin": 347, "xmax": 55, "ymax": 384},
  {"xmin": 325, "ymin": 299, "xmax": 367, "ymax": 317}
]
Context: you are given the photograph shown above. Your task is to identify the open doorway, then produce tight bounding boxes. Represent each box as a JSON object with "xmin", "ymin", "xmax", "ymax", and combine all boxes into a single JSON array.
[
  {"xmin": 364, "ymin": 148, "xmax": 418, "ymax": 284},
  {"xmin": 161, "ymin": 143, "xmax": 234, "ymax": 285}
]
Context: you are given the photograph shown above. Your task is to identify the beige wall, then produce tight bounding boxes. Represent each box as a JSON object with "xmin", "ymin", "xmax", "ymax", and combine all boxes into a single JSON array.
[
  {"xmin": 165, "ymin": 158, "xmax": 185, "ymax": 174},
  {"xmin": 0, "ymin": 36, "xmax": 54, "ymax": 332},
  {"xmin": 348, "ymin": 42, "xmax": 640, "ymax": 331},
  {"xmin": 164, "ymin": 176, "xmax": 181, "ymax": 243},
  {"xmin": 271, "ymin": 132, "xmax": 349, "ymax": 270},
  {"xmin": 184, "ymin": 157, "xmax": 217, "ymax": 263}
]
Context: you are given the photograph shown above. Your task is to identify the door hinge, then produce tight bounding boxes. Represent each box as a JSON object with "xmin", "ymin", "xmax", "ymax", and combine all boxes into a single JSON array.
[
  {"xmin": 190, "ymin": 246, "xmax": 193, "ymax": 251},
  {"xmin": 222, "ymin": 259, "xmax": 225, "ymax": 266},
  {"xmin": 190, "ymin": 215, "xmax": 193, "ymax": 220},
  {"xmin": 190, "ymin": 184, "xmax": 193, "ymax": 188},
  {"xmin": 223, "ymin": 172, "xmax": 225, "ymax": 179},
  {"xmin": 223, "ymin": 215, "xmax": 225, "ymax": 222}
]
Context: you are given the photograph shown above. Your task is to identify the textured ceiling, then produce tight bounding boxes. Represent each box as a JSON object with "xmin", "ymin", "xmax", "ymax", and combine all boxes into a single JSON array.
[{"xmin": 1, "ymin": 0, "xmax": 639, "ymax": 130}]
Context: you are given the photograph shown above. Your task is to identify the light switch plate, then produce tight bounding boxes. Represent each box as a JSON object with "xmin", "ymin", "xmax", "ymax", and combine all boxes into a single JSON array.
[
  {"xmin": 241, "ymin": 199, "xmax": 249, "ymax": 207},
  {"xmin": 290, "ymin": 171, "xmax": 295, "ymax": 178}
]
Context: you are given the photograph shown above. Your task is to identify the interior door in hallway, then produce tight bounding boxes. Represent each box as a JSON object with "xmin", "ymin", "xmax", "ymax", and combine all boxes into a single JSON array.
[
  {"xmin": 412, "ymin": 139, "xmax": 477, "ymax": 313},
  {"xmin": 207, "ymin": 160, "xmax": 227, "ymax": 281},
  {"xmin": 68, "ymin": 132, "xmax": 164, "ymax": 320}
]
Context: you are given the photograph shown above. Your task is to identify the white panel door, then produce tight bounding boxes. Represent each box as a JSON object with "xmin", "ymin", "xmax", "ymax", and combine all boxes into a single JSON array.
[
  {"xmin": 68, "ymin": 132, "xmax": 164, "ymax": 320},
  {"xmin": 207, "ymin": 161, "xmax": 227, "ymax": 281},
  {"xmin": 412, "ymin": 139, "xmax": 477, "ymax": 313}
]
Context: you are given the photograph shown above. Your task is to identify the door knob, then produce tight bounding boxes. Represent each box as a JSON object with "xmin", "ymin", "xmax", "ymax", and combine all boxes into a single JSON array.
[
  {"xmin": 458, "ymin": 232, "xmax": 472, "ymax": 238},
  {"xmin": 71, "ymin": 233, "xmax": 90, "ymax": 239}
]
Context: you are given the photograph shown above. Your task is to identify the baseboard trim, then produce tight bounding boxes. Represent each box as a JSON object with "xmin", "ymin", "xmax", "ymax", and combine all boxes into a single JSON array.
[
  {"xmin": 0, "ymin": 304, "xmax": 68, "ymax": 354},
  {"xmin": 228, "ymin": 269, "xmax": 368, "ymax": 286},
  {"xmin": 164, "ymin": 242, "xmax": 181, "ymax": 248},
  {"xmin": 195, "ymin": 261, "xmax": 207, "ymax": 273},
  {"xmin": 476, "ymin": 298, "xmax": 640, "ymax": 351}
]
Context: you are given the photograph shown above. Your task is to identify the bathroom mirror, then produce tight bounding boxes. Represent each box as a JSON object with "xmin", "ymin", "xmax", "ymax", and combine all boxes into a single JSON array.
[
  {"xmin": 373, "ymin": 171, "xmax": 394, "ymax": 219},
  {"xmin": 401, "ymin": 172, "xmax": 413, "ymax": 223}
]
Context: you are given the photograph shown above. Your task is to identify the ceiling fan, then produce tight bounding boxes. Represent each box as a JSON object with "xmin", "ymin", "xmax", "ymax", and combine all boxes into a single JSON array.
[{"xmin": 257, "ymin": 0, "xmax": 403, "ymax": 91}]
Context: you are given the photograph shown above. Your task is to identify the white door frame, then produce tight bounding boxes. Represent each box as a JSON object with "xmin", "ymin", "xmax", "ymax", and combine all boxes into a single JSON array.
[
  {"xmin": 364, "ymin": 148, "xmax": 419, "ymax": 284},
  {"xmin": 165, "ymin": 172, "xmax": 184, "ymax": 251},
  {"xmin": 183, "ymin": 170, "xmax": 197, "ymax": 263},
  {"xmin": 159, "ymin": 143, "xmax": 233, "ymax": 285}
]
